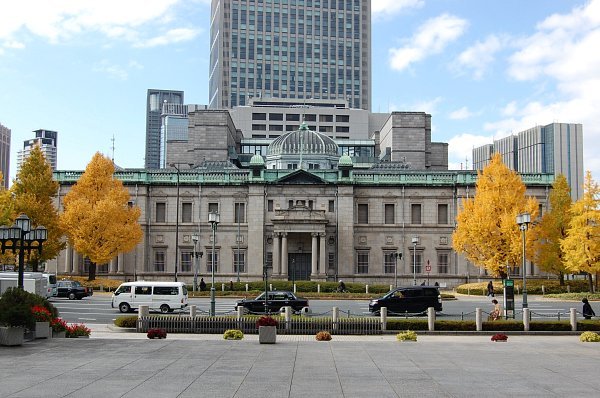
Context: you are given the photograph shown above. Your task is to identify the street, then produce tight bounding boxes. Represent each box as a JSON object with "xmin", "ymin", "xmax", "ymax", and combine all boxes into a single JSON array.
[{"xmin": 49, "ymin": 293, "xmax": 586, "ymax": 325}]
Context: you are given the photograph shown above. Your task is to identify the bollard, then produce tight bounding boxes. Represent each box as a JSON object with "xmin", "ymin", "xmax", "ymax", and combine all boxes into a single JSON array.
[
  {"xmin": 317, "ymin": 284, "xmax": 320, "ymax": 293},
  {"xmin": 138, "ymin": 305, "xmax": 149, "ymax": 318},
  {"xmin": 567, "ymin": 285, "xmax": 571, "ymax": 293},
  {"xmin": 461, "ymin": 311, "xmax": 464, "ymax": 321},
  {"xmin": 516, "ymin": 286, "xmax": 519, "ymax": 295},
  {"xmin": 467, "ymin": 287, "xmax": 470, "ymax": 296},
  {"xmin": 245, "ymin": 283, "xmax": 249, "ymax": 292},
  {"xmin": 190, "ymin": 305, "xmax": 197, "ymax": 318},
  {"xmin": 333, "ymin": 307, "xmax": 339, "ymax": 330},
  {"xmin": 523, "ymin": 308, "xmax": 530, "ymax": 331},
  {"xmin": 542, "ymin": 285, "xmax": 545, "ymax": 295},
  {"xmin": 237, "ymin": 305, "xmax": 244, "ymax": 320},
  {"xmin": 294, "ymin": 283, "xmax": 297, "ymax": 293},
  {"xmin": 381, "ymin": 307, "xmax": 387, "ymax": 331},
  {"xmin": 270, "ymin": 283, "xmax": 273, "ymax": 291},
  {"xmin": 570, "ymin": 308, "xmax": 577, "ymax": 331},
  {"xmin": 428, "ymin": 307, "xmax": 435, "ymax": 331},
  {"xmin": 476, "ymin": 307, "xmax": 482, "ymax": 331},
  {"xmin": 390, "ymin": 284, "xmax": 393, "ymax": 292},
  {"xmin": 366, "ymin": 284, "xmax": 369, "ymax": 294},
  {"xmin": 285, "ymin": 306, "xmax": 292, "ymax": 330},
  {"xmin": 222, "ymin": 283, "xmax": 225, "ymax": 292}
]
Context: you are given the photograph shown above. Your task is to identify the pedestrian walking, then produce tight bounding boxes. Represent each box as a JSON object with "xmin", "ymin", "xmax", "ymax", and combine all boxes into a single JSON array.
[
  {"xmin": 199, "ymin": 278, "xmax": 206, "ymax": 291},
  {"xmin": 490, "ymin": 299, "xmax": 501, "ymax": 321},
  {"xmin": 230, "ymin": 280, "xmax": 234, "ymax": 291},
  {"xmin": 583, "ymin": 298, "xmax": 596, "ymax": 320},
  {"xmin": 487, "ymin": 281, "xmax": 494, "ymax": 297}
]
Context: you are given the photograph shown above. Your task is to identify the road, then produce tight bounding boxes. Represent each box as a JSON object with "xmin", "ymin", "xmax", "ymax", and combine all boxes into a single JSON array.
[{"xmin": 50, "ymin": 293, "xmax": 586, "ymax": 325}]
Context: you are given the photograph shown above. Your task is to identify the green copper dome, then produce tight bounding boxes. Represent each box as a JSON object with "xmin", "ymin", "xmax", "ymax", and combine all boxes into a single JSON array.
[
  {"xmin": 249, "ymin": 154, "xmax": 265, "ymax": 166},
  {"xmin": 338, "ymin": 154, "xmax": 353, "ymax": 166}
]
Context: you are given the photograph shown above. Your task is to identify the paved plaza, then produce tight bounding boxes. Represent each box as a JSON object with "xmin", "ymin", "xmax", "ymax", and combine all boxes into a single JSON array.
[{"xmin": 1, "ymin": 329, "xmax": 599, "ymax": 397}]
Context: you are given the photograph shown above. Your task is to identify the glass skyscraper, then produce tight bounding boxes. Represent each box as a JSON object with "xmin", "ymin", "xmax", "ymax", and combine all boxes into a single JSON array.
[
  {"xmin": 209, "ymin": 0, "xmax": 371, "ymax": 111},
  {"xmin": 145, "ymin": 89, "xmax": 184, "ymax": 169}
]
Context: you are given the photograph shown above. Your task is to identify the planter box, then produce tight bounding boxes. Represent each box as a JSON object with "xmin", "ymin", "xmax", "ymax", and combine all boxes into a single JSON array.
[
  {"xmin": 52, "ymin": 331, "xmax": 66, "ymax": 338},
  {"xmin": 0, "ymin": 326, "xmax": 25, "ymax": 346},
  {"xmin": 35, "ymin": 322, "xmax": 51, "ymax": 339},
  {"xmin": 258, "ymin": 326, "xmax": 277, "ymax": 344}
]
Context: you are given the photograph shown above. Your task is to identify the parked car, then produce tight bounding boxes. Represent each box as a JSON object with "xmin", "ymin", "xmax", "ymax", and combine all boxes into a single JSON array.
[
  {"xmin": 56, "ymin": 280, "xmax": 93, "ymax": 300},
  {"xmin": 368, "ymin": 286, "xmax": 442, "ymax": 315},
  {"xmin": 111, "ymin": 281, "xmax": 188, "ymax": 313},
  {"xmin": 236, "ymin": 291, "xmax": 309, "ymax": 314}
]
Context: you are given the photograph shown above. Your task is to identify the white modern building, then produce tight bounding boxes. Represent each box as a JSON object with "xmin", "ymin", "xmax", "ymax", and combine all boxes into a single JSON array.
[{"xmin": 17, "ymin": 129, "xmax": 58, "ymax": 174}]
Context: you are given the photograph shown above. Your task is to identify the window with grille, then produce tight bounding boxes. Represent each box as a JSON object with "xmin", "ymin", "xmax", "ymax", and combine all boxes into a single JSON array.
[
  {"xmin": 384, "ymin": 252, "xmax": 396, "ymax": 274},
  {"xmin": 328, "ymin": 200, "xmax": 334, "ymax": 212},
  {"xmin": 181, "ymin": 251, "xmax": 192, "ymax": 272},
  {"xmin": 234, "ymin": 203, "xmax": 246, "ymax": 223},
  {"xmin": 410, "ymin": 251, "xmax": 422, "ymax": 273},
  {"xmin": 268, "ymin": 200, "xmax": 274, "ymax": 212},
  {"xmin": 411, "ymin": 204, "xmax": 422, "ymax": 224},
  {"xmin": 206, "ymin": 250, "xmax": 219, "ymax": 273},
  {"xmin": 328, "ymin": 252, "xmax": 335, "ymax": 271},
  {"xmin": 266, "ymin": 252, "xmax": 273, "ymax": 275},
  {"xmin": 208, "ymin": 202, "xmax": 219, "ymax": 214},
  {"xmin": 156, "ymin": 202, "xmax": 166, "ymax": 223},
  {"xmin": 234, "ymin": 250, "xmax": 246, "ymax": 273},
  {"xmin": 357, "ymin": 203, "xmax": 368, "ymax": 224},
  {"xmin": 182, "ymin": 203, "xmax": 192, "ymax": 223},
  {"xmin": 437, "ymin": 204, "xmax": 448, "ymax": 225},
  {"xmin": 384, "ymin": 204, "xmax": 394, "ymax": 224},
  {"xmin": 154, "ymin": 250, "xmax": 165, "ymax": 272},
  {"xmin": 357, "ymin": 251, "xmax": 369, "ymax": 274},
  {"xmin": 437, "ymin": 252, "xmax": 449, "ymax": 274}
]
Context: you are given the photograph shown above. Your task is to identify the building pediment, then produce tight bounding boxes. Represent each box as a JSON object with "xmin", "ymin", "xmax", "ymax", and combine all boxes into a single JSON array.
[{"xmin": 275, "ymin": 169, "xmax": 329, "ymax": 185}]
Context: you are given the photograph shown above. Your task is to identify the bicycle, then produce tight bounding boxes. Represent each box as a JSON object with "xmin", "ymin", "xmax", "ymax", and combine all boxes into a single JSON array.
[{"xmin": 334, "ymin": 286, "xmax": 349, "ymax": 293}]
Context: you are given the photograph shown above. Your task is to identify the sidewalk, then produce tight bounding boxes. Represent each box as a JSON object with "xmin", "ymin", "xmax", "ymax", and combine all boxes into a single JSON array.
[{"xmin": 2, "ymin": 328, "xmax": 600, "ymax": 397}]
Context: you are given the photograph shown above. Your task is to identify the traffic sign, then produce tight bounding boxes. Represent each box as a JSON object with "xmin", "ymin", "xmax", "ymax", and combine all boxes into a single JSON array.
[{"xmin": 425, "ymin": 260, "xmax": 431, "ymax": 273}]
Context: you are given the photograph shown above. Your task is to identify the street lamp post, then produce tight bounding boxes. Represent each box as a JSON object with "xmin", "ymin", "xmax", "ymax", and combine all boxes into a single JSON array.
[
  {"xmin": 170, "ymin": 163, "xmax": 182, "ymax": 282},
  {"xmin": 0, "ymin": 214, "xmax": 48, "ymax": 289},
  {"xmin": 392, "ymin": 252, "xmax": 402, "ymax": 288},
  {"xmin": 411, "ymin": 236, "xmax": 419, "ymax": 286},
  {"xmin": 236, "ymin": 203, "xmax": 241, "ymax": 282},
  {"xmin": 191, "ymin": 234, "xmax": 203, "ymax": 292},
  {"xmin": 208, "ymin": 211, "xmax": 220, "ymax": 316},
  {"xmin": 516, "ymin": 212, "xmax": 531, "ymax": 309}
]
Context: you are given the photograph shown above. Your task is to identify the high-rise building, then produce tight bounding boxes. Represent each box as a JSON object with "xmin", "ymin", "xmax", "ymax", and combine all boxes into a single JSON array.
[
  {"xmin": 17, "ymin": 129, "xmax": 58, "ymax": 174},
  {"xmin": 0, "ymin": 123, "xmax": 10, "ymax": 188},
  {"xmin": 209, "ymin": 0, "xmax": 371, "ymax": 111},
  {"xmin": 472, "ymin": 123, "xmax": 584, "ymax": 199},
  {"xmin": 145, "ymin": 89, "xmax": 184, "ymax": 169}
]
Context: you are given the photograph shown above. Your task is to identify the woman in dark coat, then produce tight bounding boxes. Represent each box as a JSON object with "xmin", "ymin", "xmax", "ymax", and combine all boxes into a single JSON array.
[{"xmin": 582, "ymin": 298, "xmax": 595, "ymax": 320}]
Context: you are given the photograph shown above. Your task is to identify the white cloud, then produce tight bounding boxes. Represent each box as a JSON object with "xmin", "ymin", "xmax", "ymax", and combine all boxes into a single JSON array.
[
  {"xmin": 372, "ymin": 0, "xmax": 424, "ymax": 18},
  {"xmin": 455, "ymin": 34, "xmax": 507, "ymax": 79},
  {"xmin": 135, "ymin": 28, "xmax": 200, "ymax": 48},
  {"xmin": 389, "ymin": 14, "xmax": 468, "ymax": 71},
  {"xmin": 93, "ymin": 60, "xmax": 131, "ymax": 80},
  {"xmin": 448, "ymin": 133, "xmax": 494, "ymax": 171},
  {"xmin": 449, "ymin": 106, "xmax": 474, "ymax": 120}
]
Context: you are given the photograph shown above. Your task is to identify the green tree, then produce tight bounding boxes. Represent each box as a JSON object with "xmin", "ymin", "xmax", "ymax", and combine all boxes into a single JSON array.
[
  {"xmin": 561, "ymin": 171, "xmax": 600, "ymax": 292},
  {"xmin": 61, "ymin": 152, "xmax": 142, "ymax": 280},
  {"xmin": 453, "ymin": 153, "xmax": 539, "ymax": 276},
  {"xmin": 11, "ymin": 145, "xmax": 65, "ymax": 271},
  {"xmin": 528, "ymin": 175, "xmax": 572, "ymax": 285}
]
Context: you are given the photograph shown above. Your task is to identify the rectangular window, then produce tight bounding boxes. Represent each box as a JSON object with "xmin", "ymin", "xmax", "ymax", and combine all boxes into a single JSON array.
[
  {"xmin": 266, "ymin": 252, "xmax": 273, "ymax": 275},
  {"xmin": 181, "ymin": 251, "xmax": 192, "ymax": 272},
  {"xmin": 411, "ymin": 252, "xmax": 422, "ymax": 274},
  {"xmin": 328, "ymin": 252, "xmax": 335, "ymax": 271},
  {"xmin": 357, "ymin": 203, "xmax": 368, "ymax": 224},
  {"xmin": 437, "ymin": 204, "xmax": 448, "ymax": 225},
  {"xmin": 182, "ymin": 203, "xmax": 192, "ymax": 223},
  {"xmin": 135, "ymin": 286, "xmax": 152, "ymax": 295},
  {"xmin": 289, "ymin": 200, "xmax": 294, "ymax": 209},
  {"xmin": 206, "ymin": 250, "xmax": 219, "ymax": 273},
  {"xmin": 319, "ymin": 114, "xmax": 334, "ymax": 122},
  {"xmin": 252, "ymin": 112, "xmax": 267, "ymax": 120},
  {"xmin": 384, "ymin": 252, "xmax": 396, "ymax": 274},
  {"xmin": 438, "ymin": 253, "xmax": 449, "ymax": 274},
  {"xmin": 156, "ymin": 203, "xmax": 166, "ymax": 223},
  {"xmin": 411, "ymin": 204, "xmax": 422, "ymax": 224},
  {"xmin": 286, "ymin": 113, "xmax": 300, "ymax": 121},
  {"xmin": 384, "ymin": 204, "xmax": 394, "ymax": 224},
  {"xmin": 328, "ymin": 200, "xmax": 334, "ymax": 212},
  {"xmin": 208, "ymin": 202, "xmax": 219, "ymax": 215},
  {"xmin": 234, "ymin": 250, "xmax": 246, "ymax": 273},
  {"xmin": 336, "ymin": 115, "xmax": 349, "ymax": 122},
  {"xmin": 269, "ymin": 113, "xmax": 284, "ymax": 121},
  {"xmin": 154, "ymin": 250, "xmax": 165, "ymax": 272},
  {"xmin": 357, "ymin": 251, "xmax": 369, "ymax": 274},
  {"xmin": 268, "ymin": 200, "xmax": 274, "ymax": 212},
  {"xmin": 234, "ymin": 203, "xmax": 246, "ymax": 223}
]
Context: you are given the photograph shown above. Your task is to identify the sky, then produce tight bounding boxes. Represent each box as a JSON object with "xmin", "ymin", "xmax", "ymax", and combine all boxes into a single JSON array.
[{"xmin": 1, "ymin": 0, "xmax": 599, "ymax": 183}]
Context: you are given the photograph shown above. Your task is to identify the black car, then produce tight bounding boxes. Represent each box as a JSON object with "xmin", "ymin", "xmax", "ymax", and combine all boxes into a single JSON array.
[
  {"xmin": 369, "ymin": 286, "xmax": 442, "ymax": 314},
  {"xmin": 56, "ymin": 280, "xmax": 93, "ymax": 300},
  {"xmin": 236, "ymin": 291, "xmax": 309, "ymax": 314}
]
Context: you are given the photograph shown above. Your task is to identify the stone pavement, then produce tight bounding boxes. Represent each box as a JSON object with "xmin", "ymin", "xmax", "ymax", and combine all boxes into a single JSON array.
[{"xmin": 1, "ymin": 328, "xmax": 600, "ymax": 398}]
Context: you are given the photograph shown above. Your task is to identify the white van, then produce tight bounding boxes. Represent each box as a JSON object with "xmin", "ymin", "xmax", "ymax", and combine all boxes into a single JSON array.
[
  {"xmin": 0, "ymin": 272, "xmax": 51, "ymax": 298},
  {"xmin": 111, "ymin": 281, "xmax": 188, "ymax": 314}
]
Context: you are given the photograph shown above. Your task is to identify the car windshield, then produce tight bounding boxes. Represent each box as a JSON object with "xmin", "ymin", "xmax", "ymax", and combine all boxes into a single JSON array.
[{"xmin": 71, "ymin": 281, "xmax": 82, "ymax": 287}]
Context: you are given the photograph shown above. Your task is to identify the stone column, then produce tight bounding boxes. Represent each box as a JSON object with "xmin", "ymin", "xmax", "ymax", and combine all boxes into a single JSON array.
[
  {"xmin": 273, "ymin": 233, "xmax": 281, "ymax": 275},
  {"xmin": 109, "ymin": 258, "xmax": 117, "ymax": 274},
  {"xmin": 64, "ymin": 244, "xmax": 72, "ymax": 274},
  {"xmin": 311, "ymin": 233, "xmax": 318, "ymax": 276},
  {"xmin": 319, "ymin": 233, "xmax": 326, "ymax": 275},
  {"xmin": 281, "ymin": 233, "xmax": 288, "ymax": 277},
  {"xmin": 117, "ymin": 253, "xmax": 124, "ymax": 273},
  {"xmin": 72, "ymin": 251, "xmax": 79, "ymax": 274}
]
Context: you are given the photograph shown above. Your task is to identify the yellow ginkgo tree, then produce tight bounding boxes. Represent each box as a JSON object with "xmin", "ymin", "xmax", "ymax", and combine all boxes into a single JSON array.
[
  {"xmin": 453, "ymin": 153, "xmax": 539, "ymax": 277},
  {"xmin": 61, "ymin": 152, "xmax": 142, "ymax": 280},
  {"xmin": 561, "ymin": 171, "xmax": 600, "ymax": 292}
]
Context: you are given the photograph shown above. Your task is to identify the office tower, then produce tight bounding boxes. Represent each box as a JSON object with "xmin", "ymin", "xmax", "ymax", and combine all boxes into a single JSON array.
[
  {"xmin": 16, "ymin": 129, "xmax": 58, "ymax": 174},
  {"xmin": 145, "ymin": 89, "xmax": 184, "ymax": 169},
  {"xmin": 472, "ymin": 123, "xmax": 584, "ymax": 199},
  {"xmin": 0, "ymin": 123, "xmax": 10, "ymax": 188},
  {"xmin": 209, "ymin": 0, "xmax": 371, "ymax": 111}
]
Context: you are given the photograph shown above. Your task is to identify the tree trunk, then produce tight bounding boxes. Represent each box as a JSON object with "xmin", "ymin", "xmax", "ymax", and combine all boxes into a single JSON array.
[
  {"xmin": 596, "ymin": 272, "xmax": 599, "ymax": 293},
  {"xmin": 88, "ymin": 262, "xmax": 97, "ymax": 281},
  {"xmin": 559, "ymin": 272, "xmax": 564, "ymax": 286},
  {"xmin": 588, "ymin": 272, "xmax": 594, "ymax": 293},
  {"xmin": 31, "ymin": 258, "xmax": 39, "ymax": 273}
]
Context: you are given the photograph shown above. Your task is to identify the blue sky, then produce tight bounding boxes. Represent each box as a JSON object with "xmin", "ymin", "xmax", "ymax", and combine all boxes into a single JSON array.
[{"xmin": 1, "ymin": 0, "xmax": 598, "ymax": 183}]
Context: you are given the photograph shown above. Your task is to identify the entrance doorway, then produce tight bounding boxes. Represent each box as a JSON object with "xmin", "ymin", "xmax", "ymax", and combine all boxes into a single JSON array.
[{"xmin": 288, "ymin": 253, "xmax": 311, "ymax": 281}]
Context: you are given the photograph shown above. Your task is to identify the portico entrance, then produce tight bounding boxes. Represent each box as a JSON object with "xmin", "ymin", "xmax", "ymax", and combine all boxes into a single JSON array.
[{"xmin": 288, "ymin": 253, "xmax": 311, "ymax": 281}]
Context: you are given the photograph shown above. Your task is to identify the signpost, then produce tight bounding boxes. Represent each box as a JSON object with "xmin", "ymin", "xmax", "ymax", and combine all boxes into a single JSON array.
[
  {"xmin": 503, "ymin": 279, "xmax": 515, "ymax": 319},
  {"xmin": 425, "ymin": 260, "xmax": 431, "ymax": 285}
]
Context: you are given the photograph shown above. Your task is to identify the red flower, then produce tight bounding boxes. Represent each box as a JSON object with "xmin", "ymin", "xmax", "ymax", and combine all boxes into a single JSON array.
[
  {"xmin": 491, "ymin": 333, "xmax": 508, "ymax": 341},
  {"xmin": 256, "ymin": 316, "xmax": 278, "ymax": 328},
  {"xmin": 51, "ymin": 318, "xmax": 68, "ymax": 333},
  {"xmin": 31, "ymin": 305, "xmax": 52, "ymax": 322},
  {"xmin": 147, "ymin": 328, "xmax": 167, "ymax": 339},
  {"xmin": 66, "ymin": 323, "xmax": 91, "ymax": 337}
]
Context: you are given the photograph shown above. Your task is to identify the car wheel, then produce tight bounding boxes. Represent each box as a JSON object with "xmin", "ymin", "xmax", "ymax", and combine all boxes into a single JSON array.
[
  {"xmin": 68, "ymin": 292, "xmax": 76, "ymax": 300},
  {"xmin": 119, "ymin": 303, "xmax": 131, "ymax": 313},
  {"xmin": 160, "ymin": 304, "xmax": 170, "ymax": 314}
]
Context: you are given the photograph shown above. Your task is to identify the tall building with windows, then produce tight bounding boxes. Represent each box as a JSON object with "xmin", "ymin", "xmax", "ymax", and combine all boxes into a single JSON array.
[
  {"xmin": 0, "ymin": 123, "xmax": 10, "ymax": 188},
  {"xmin": 209, "ymin": 0, "xmax": 371, "ymax": 111},
  {"xmin": 145, "ymin": 89, "xmax": 184, "ymax": 169},
  {"xmin": 17, "ymin": 129, "xmax": 58, "ymax": 174}
]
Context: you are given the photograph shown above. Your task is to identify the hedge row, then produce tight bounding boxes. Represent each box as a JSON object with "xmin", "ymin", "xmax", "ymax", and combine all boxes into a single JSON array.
[{"xmin": 456, "ymin": 279, "xmax": 591, "ymax": 295}]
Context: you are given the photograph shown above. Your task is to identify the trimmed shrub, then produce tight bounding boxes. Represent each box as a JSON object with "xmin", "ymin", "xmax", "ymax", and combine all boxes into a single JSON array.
[
  {"xmin": 529, "ymin": 321, "xmax": 571, "ymax": 331},
  {"xmin": 114, "ymin": 316, "xmax": 138, "ymax": 328},
  {"xmin": 491, "ymin": 333, "xmax": 508, "ymax": 341},
  {"xmin": 147, "ymin": 328, "xmax": 167, "ymax": 339},
  {"xmin": 386, "ymin": 319, "xmax": 428, "ymax": 331},
  {"xmin": 435, "ymin": 320, "xmax": 476, "ymax": 331},
  {"xmin": 396, "ymin": 330, "xmax": 417, "ymax": 341},
  {"xmin": 0, "ymin": 287, "xmax": 57, "ymax": 329},
  {"xmin": 315, "ymin": 331, "xmax": 332, "ymax": 341},
  {"xmin": 578, "ymin": 321, "xmax": 600, "ymax": 331},
  {"xmin": 482, "ymin": 320, "xmax": 523, "ymax": 331},
  {"xmin": 456, "ymin": 280, "xmax": 590, "ymax": 296},
  {"xmin": 223, "ymin": 329, "xmax": 244, "ymax": 340},
  {"xmin": 580, "ymin": 331, "xmax": 600, "ymax": 342}
]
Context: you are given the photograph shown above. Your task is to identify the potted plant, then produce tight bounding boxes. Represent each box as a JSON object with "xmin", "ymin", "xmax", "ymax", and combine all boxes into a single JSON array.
[
  {"xmin": 66, "ymin": 323, "xmax": 91, "ymax": 338},
  {"xmin": 396, "ymin": 330, "xmax": 418, "ymax": 342},
  {"xmin": 0, "ymin": 288, "xmax": 36, "ymax": 346},
  {"xmin": 491, "ymin": 333, "xmax": 508, "ymax": 342},
  {"xmin": 51, "ymin": 318, "xmax": 68, "ymax": 338},
  {"xmin": 315, "ymin": 331, "xmax": 332, "ymax": 341},
  {"xmin": 147, "ymin": 328, "xmax": 167, "ymax": 339},
  {"xmin": 223, "ymin": 329, "xmax": 244, "ymax": 340},
  {"xmin": 32, "ymin": 305, "xmax": 52, "ymax": 339},
  {"xmin": 256, "ymin": 316, "xmax": 278, "ymax": 344}
]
